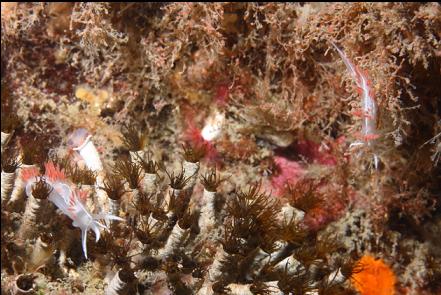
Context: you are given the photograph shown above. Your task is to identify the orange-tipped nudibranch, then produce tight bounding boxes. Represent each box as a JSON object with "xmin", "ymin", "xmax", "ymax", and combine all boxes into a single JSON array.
[{"xmin": 24, "ymin": 160, "xmax": 123, "ymax": 259}]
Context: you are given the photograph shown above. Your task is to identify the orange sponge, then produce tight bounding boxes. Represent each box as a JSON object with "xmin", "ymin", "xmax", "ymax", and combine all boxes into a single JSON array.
[{"xmin": 351, "ymin": 255, "xmax": 396, "ymax": 295}]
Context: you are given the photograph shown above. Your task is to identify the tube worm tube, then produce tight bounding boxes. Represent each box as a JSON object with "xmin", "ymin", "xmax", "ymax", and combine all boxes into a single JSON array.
[
  {"xmin": 326, "ymin": 268, "xmax": 345, "ymax": 285},
  {"xmin": 158, "ymin": 222, "xmax": 187, "ymax": 259},
  {"xmin": 1, "ymin": 170, "xmax": 16, "ymax": 203},
  {"xmin": 308, "ymin": 258, "xmax": 327, "ymax": 281},
  {"xmin": 226, "ymin": 283, "xmax": 284, "ymax": 295},
  {"xmin": 58, "ymin": 227, "xmax": 76, "ymax": 275},
  {"xmin": 277, "ymin": 203, "xmax": 305, "ymax": 224},
  {"xmin": 10, "ymin": 274, "xmax": 36, "ymax": 295},
  {"xmin": 226, "ymin": 284, "xmax": 253, "ymax": 295},
  {"xmin": 196, "ymin": 246, "xmax": 229, "ymax": 295},
  {"xmin": 28, "ymin": 235, "xmax": 54, "ymax": 271},
  {"xmin": 252, "ymin": 281, "xmax": 284, "ymax": 295},
  {"xmin": 138, "ymin": 151, "xmax": 158, "ymax": 193},
  {"xmin": 92, "ymin": 254, "xmax": 111, "ymax": 278},
  {"xmin": 183, "ymin": 160, "xmax": 199, "ymax": 189},
  {"xmin": 198, "ymin": 188, "xmax": 216, "ymax": 231},
  {"xmin": 95, "ymin": 173, "xmax": 109, "ymax": 211},
  {"xmin": 143, "ymin": 173, "xmax": 157, "ymax": 194},
  {"xmin": 249, "ymin": 247, "xmax": 272, "ymax": 276},
  {"xmin": 265, "ymin": 240, "xmax": 289, "ymax": 266},
  {"xmin": 68, "ymin": 128, "xmax": 103, "ymax": 172},
  {"xmin": 208, "ymin": 246, "xmax": 228, "ymax": 282},
  {"xmin": 196, "ymin": 283, "xmax": 213, "ymax": 295},
  {"xmin": 129, "ymin": 150, "xmax": 145, "ymax": 165},
  {"xmin": 105, "ymin": 268, "xmax": 137, "ymax": 295},
  {"xmin": 101, "ymin": 176, "xmax": 125, "ymax": 218},
  {"xmin": 1, "ymin": 131, "xmax": 13, "ymax": 152},
  {"xmin": 165, "ymin": 186, "xmax": 181, "ymax": 213},
  {"xmin": 18, "ymin": 178, "xmax": 50, "ymax": 240},
  {"xmin": 130, "ymin": 188, "xmax": 140, "ymax": 211},
  {"xmin": 9, "ymin": 164, "xmax": 38, "ymax": 205},
  {"xmin": 109, "ymin": 197, "xmax": 121, "ymax": 217},
  {"xmin": 275, "ymin": 255, "xmax": 304, "ymax": 275}
]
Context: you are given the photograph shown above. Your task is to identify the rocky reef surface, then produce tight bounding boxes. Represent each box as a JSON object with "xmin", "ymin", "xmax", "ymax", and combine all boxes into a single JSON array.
[{"xmin": 1, "ymin": 3, "xmax": 440, "ymax": 295}]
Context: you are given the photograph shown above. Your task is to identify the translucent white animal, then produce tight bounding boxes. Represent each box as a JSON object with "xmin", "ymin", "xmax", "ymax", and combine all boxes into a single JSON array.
[
  {"xmin": 331, "ymin": 42, "xmax": 380, "ymax": 169},
  {"xmin": 25, "ymin": 177, "xmax": 123, "ymax": 258}
]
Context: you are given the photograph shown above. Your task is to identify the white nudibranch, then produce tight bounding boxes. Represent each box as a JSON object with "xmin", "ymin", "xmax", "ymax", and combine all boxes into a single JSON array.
[
  {"xmin": 25, "ymin": 177, "xmax": 124, "ymax": 259},
  {"xmin": 68, "ymin": 128, "xmax": 103, "ymax": 172}
]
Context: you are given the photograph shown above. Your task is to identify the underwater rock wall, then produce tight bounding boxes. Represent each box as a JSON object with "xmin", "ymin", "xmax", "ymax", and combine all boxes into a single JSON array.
[{"xmin": 1, "ymin": 3, "xmax": 440, "ymax": 294}]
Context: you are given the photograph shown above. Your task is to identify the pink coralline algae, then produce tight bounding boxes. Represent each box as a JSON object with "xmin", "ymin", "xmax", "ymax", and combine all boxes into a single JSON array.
[
  {"xmin": 293, "ymin": 139, "xmax": 339, "ymax": 166},
  {"xmin": 303, "ymin": 196, "xmax": 347, "ymax": 231},
  {"xmin": 270, "ymin": 139, "xmax": 341, "ymax": 196},
  {"xmin": 270, "ymin": 156, "xmax": 305, "ymax": 197}
]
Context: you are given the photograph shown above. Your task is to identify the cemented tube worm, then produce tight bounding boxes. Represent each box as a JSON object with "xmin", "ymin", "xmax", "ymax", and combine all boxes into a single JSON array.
[
  {"xmin": 222, "ymin": 282, "xmax": 284, "ymax": 295},
  {"xmin": 143, "ymin": 173, "xmax": 157, "ymax": 194},
  {"xmin": 255, "ymin": 218, "xmax": 307, "ymax": 276},
  {"xmin": 101, "ymin": 174, "xmax": 127, "ymax": 217},
  {"xmin": 1, "ymin": 153, "xmax": 19, "ymax": 203},
  {"xmin": 182, "ymin": 160, "xmax": 199, "ymax": 185},
  {"xmin": 158, "ymin": 209, "xmax": 194, "ymax": 259},
  {"xmin": 326, "ymin": 258, "xmax": 364, "ymax": 286},
  {"xmin": 129, "ymin": 150, "xmax": 145, "ymax": 165},
  {"xmin": 18, "ymin": 177, "xmax": 52, "ymax": 240},
  {"xmin": 105, "ymin": 268, "xmax": 138, "ymax": 295},
  {"xmin": 28, "ymin": 234, "xmax": 55, "ymax": 272},
  {"xmin": 198, "ymin": 167, "xmax": 224, "ymax": 231},
  {"xmin": 277, "ymin": 202, "xmax": 305, "ymax": 224},
  {"xmin": 113, "ymin": 158, "xmax": 143, "ymax": 210},
  {"xmin": 1, "ymin": 85, "xmax": 20, "ymax": 153},
  {"xmin": 1, "ymin": 131, "xmax": 13, "ymax": 152},
  {"xmin": 137, "ymin": 151, "xmax": 159, "ymax": 194},
  {"xmin": 196, "ymin": 246, "xmax": 229, "ymax": 295},
  {"xmin": 198, "ymin": 188, "xmax": 216, "ymax": 230},
  {"xmin": 250, "ymin": 204, "xmax": 307, "ymax": 274},
  {"xmin": 164, "ymin": 167, "xmax": 191, "ymax": 213},
  {"xmin": 249, "ymin": 247, "xmax": 272, "ymax": 276},
  {"xmin": 262, "ymin": 240, "xmax": 289, "ymax": 267},
  {"xmin": 165, "ymin": 187, "xmax": 181, "ymax": 213},
  {"xmin": 158, "ymin": 222, "xmax": 187, "ymax": 259},
  {"xmin": 251, "ymin": 281, "xmax": 284, "ymax": 295},
  {"xmin": 10, "ymin": 274, "xmax": 37, "ymax": 295},
  {"xmin": 207, "ymin": 246, "xmax": 228, "ymax": 282},
  {"xmin": 182, "ymin": 144, "xmax": 205, "ymax": 189},
  {"xmin": 274, "ymin": 255, "xmax": 304, "ymax": 275},
  {"xmin": 121, "ymin": 123, "xmax": 146, "ymax": 162},
  {"xmin": 67, "ymin": 128, "xmax": 103, "ymax": 172}
]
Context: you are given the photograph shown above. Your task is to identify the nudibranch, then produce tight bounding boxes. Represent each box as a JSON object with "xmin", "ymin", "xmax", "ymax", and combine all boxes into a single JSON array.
[{"xmin": 67, "ymin": 128, "xmax": 103, "ymax": 172}]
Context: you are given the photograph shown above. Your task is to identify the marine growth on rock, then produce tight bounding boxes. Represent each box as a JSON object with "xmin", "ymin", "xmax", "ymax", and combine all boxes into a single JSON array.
[{"xmin": 1, "ymin": 2, "xmax": 440, "ymax": 294}]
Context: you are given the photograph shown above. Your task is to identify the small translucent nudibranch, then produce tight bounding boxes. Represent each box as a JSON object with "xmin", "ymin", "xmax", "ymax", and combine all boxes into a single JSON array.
[{"xmin": 331, "ymin": 42, "xmax": 380, "ymax": 169}]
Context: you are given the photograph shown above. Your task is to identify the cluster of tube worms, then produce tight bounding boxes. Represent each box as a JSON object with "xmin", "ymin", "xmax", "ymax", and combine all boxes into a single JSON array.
[{"xmin": 0, "ymin": 122, "xmax": 366, "ymax": 295}]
